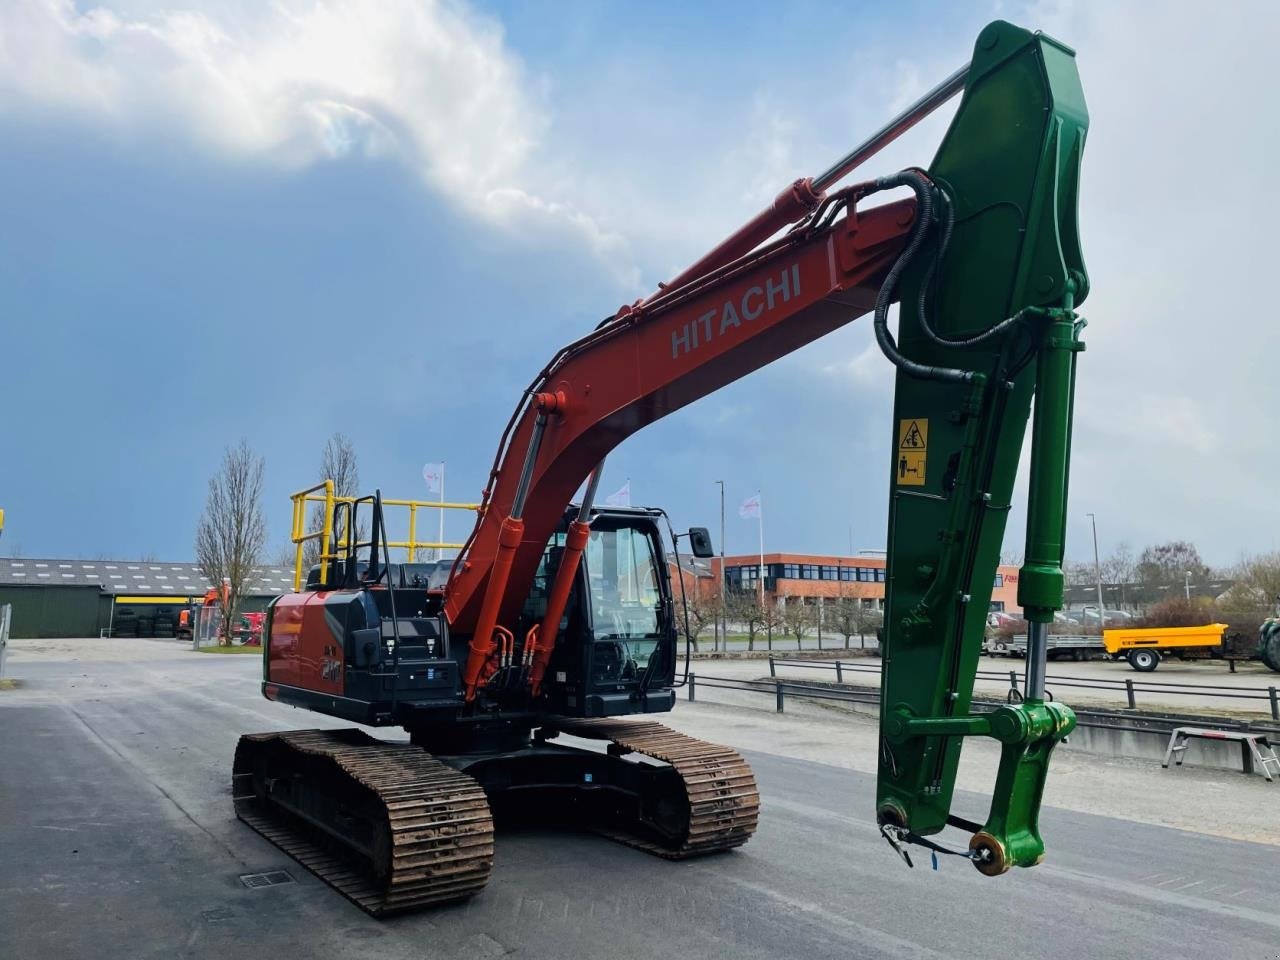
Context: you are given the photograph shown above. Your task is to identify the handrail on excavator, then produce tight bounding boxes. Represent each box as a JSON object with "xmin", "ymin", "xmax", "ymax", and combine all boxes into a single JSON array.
[{"xmin": 288, "ymin": 481, "xmax": 481, "ymax": 590}]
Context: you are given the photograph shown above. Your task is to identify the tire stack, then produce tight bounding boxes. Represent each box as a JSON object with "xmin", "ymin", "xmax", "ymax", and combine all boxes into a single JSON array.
[{"xmin": 1261, "ymin": 619, "xmax": 1280, "ymax": 673}]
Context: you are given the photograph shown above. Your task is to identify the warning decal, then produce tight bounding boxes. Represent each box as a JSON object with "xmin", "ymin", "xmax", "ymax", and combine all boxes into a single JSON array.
[{"xmin": 897, "ymin": 418, "xmax": 928, "ymax": 486}]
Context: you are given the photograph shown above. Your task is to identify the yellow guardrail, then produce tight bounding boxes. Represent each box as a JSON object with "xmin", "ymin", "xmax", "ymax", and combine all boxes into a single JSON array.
[{"xmin": 289, "ymin": 480, "xmax": 480, "ymax": 591}]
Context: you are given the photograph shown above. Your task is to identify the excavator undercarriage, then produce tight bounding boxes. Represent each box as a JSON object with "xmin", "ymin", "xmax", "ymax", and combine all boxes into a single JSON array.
[{"xmin": 234, "ymin": 721, "xmax": 758, "ymax": 916}]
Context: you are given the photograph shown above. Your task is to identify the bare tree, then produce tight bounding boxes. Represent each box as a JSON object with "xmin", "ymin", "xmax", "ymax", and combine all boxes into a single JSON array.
[
  {"xmin": 855, "ymin": 606, "xmax": 884, "ymax": 648},
  {"xmin": 1221, "ymin": 551, "xmax": 1280, "ymax": 616},
  {"xmin": 781, "ymin": 598, "xmax": 815, "ymax": 650},
  {"xmin": 303, "ymin": 433, "xmax": 362, "ymax": 569},
  {"xmin": 196, "ymin": 441, "xmax": 267, "ymax": 645},
  {"xmin": 726, "ymin": 590, "xmax": 765, "ymax": 652},
  {"xmin": 828, "ymin": 597, "xmax": 858, "ymax": 649},
  {"xmin": 678, "ymin": 591, "xmax": 722, "ymax": 653},
  {"xmin": 1101, "ymin": 541, "xmax": 1136, "ymax": 586}
]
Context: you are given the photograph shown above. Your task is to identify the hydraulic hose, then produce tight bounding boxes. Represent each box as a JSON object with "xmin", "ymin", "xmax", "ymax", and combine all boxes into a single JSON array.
[
  {"xmin": 915, "ymin": 190, "xmax": 1027, "ymax": 349},
  {"xmin": 868, "ymin": 170, "xmax": 975, "ymax": 384}
]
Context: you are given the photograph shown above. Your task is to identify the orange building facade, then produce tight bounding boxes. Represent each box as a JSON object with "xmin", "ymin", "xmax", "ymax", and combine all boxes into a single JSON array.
[{"xmin": 706, "ymin": 552, "xmax": 1022, "ymax": 614}]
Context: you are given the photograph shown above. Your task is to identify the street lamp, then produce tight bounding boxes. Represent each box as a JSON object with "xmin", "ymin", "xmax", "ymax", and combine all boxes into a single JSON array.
[
  {"xmin": 1087, "ymin": 513, "xmax": 1104, "ymax": 635},
  {"xmin": 715, "ymin": 480, "xmax": 726, "ymax": 653},
  {"xmin": 1184, "ymin": 570, "xmax": 1192, "ymax": 601}
]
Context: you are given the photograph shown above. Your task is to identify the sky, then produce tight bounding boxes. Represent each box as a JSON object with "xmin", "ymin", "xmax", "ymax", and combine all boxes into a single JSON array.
[{"xmin": 1, "ymin": 0, "xmax": 1278, "ymax": 570}]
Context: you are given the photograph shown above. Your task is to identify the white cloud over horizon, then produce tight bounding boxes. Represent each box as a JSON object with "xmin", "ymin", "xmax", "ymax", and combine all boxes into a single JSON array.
[
  {"xmin": 1, "ymin": 0, "xmax": 1277, "ymax": 565},
  {"xmin": 0, "ymin": 0, "xmax": 640, "ymax": 284}
]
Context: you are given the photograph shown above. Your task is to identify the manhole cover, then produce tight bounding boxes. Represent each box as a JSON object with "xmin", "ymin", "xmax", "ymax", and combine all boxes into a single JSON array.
[{"xmin": 239, "ymin": 869, "xmax": 295, "ymax": 889}]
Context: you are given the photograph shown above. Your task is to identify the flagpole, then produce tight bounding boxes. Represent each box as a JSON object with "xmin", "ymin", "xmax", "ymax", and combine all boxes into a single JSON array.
[
  {"xmin": 437, "ymin": 461, "xmax": 446, "ymax": 561},
  {"xmin": 757, "ymin": 490, "xmax": 765, "ymax": 606}
]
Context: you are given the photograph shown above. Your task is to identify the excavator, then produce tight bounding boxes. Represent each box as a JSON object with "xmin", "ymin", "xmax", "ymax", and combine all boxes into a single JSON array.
[{"xmin": 233, "ymin": 20, "xmax": 1089, "ymax": 913}]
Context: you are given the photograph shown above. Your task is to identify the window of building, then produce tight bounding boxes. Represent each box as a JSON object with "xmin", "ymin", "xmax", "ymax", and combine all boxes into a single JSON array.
[
  {"xmin": 994, "ymin": 574, "xmax": 1004, "ymax": 587},
  {"xmin": 856, "ymin": 567, "xmax": 874, "ymax": 582},
  {"xmin": 821, "ymin": 566, "xmax": 838, "ymax": 580},
  {"xmin": 876, "ymin": 568, "xmax": 886, "ymax": 583},
  {"xmin": 801, "ymin": 564, "xmax": 819, "ymax": 579},
  {"xmin": 839, "ymin": 567, "xmax": 854, "ymax": 581},
  {"xmin": 782, "ymin": 563, "xmax": 800, "ymax": 579}
]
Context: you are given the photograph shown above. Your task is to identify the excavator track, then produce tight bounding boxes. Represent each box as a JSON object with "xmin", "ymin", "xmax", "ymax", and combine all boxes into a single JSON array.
[
  {"xmin": 232, "ymin": 729, "xmax": 494, "ymax": 916},
  {"xmin": 552, "ymin": 718, "xmax": 759, "ymax": 858}
]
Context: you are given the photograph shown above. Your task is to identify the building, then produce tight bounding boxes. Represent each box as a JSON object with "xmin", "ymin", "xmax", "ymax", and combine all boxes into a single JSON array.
[
  {"xmin": 717, "ymin": 552, "xmax": 1022, "ymax": 613},
  {"xmin": 0, "ymin": 558, "xmax": 297, "ymax": 639}
]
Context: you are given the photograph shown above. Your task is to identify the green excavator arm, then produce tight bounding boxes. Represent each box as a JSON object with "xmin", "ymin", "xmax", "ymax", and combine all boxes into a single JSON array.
[{"xmin": 875, "ymin": 21, "xmax": 1089, "ymax": 874}]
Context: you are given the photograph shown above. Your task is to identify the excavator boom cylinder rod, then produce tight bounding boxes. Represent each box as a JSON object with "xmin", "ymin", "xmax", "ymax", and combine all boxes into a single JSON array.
[
  {"xmin": 647, "ymin": 60, "xmax": 969, "ymax": 306},
  {"xmin": 812, "ymin": 62, "xmax": 969, "ymax": 192}
]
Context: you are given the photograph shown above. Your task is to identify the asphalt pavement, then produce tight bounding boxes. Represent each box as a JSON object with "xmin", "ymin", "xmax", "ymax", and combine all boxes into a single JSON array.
[{"xmin": 1, "ymin": 645, "xmax": 1277, "ymax": 960}]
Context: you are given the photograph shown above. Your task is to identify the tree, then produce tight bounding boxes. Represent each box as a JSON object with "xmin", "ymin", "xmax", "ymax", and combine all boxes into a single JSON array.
[
  {"xmin": 828, "ymin": 597, "xmax": 858, "ymax": 649},
  {"xmin": 759, "ymin": 595, "xmax": 784, "ymax": 651},
  {"xmin": 1136, "ymin": 541, "xmax": 1209, "ymax": 587},
  {"xmin": 195, "ymin": 441, "xmax": 267, "ymax": 645},
  {"xmin": 680, "ymin": 591, "xmax": 722, "ymax": 653},
  {"xmin": 781, "ymin": 598, "xmax": 815, "ymax": 650},
  {"xmin": 1101, "ymin": 541, "xmax": 1136, "ymax": 587},
  {"xmin": 854, "ymin": 605, "xmax": 883, "ymax": 649},
  {"xmin": 1063, "ymin": 560, "xmax": 1096, "ymax": 588},
  {"xmin": 303, "ymin": 433, "xmax": 362, "ymax": 569},
  {"xmin": 827, "ymin": 596, "xmax": 884, "ymax": 649},
  {"xmin": 726, "ymin": 590, "xmax": 765, "ymax": 652},
  {"xmin": 1221, "ymin": 551, "xmax": 1280, "ymax": 616}
]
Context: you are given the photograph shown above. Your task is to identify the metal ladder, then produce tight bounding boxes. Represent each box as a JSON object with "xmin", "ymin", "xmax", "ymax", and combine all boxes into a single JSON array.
[{"xmin": 1256, "ymin": 738, "xmax": 1280, "ymax": 782}]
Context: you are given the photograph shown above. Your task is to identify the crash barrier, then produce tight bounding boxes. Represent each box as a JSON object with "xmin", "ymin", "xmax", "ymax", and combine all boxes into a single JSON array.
[
  {"xmin": 689, "ymin": 669, "xmax": 1280, "ymax": 775},
  {"xmin": 766, "ymin": 656, "xmax": 1280, "ymax": 721}
]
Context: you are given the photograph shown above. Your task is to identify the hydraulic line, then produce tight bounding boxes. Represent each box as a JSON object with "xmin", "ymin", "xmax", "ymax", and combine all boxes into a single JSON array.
[
  {"xmin": 915, "ymin": 190, "xmax": 1029, "ymax": 349},
  {"xmin": 866, "ymin": 170, "xmax": 975, "ymax": 384}
]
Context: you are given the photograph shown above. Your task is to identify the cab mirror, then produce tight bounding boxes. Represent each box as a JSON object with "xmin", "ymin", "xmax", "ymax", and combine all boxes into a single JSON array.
[{"xmin": 688, "ymin": 527, "xmax": 715, "ymax": 558}]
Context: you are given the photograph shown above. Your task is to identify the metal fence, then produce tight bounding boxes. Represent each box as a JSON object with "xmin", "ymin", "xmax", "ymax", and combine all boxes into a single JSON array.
[
  {"xmin": 764, "ymin": 656, "xmax": 1280, "ymax": 720},
  {"xmin": 685, "ymin": 670, "xmax": 1280, "ymax": 738},
  {"xmin": 0, "ymin": 603, "xmax": 10, "ymax": 678}
]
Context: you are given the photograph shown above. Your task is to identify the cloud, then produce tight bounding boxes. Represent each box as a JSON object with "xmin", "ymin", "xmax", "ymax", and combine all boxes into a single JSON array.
[{"xmin": 0, "ymin": 0, "xmax": 633, "ymax": 278}]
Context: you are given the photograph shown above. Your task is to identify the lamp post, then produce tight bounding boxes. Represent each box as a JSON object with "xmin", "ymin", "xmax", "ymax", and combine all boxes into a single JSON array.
[
  {"xmin": 1087, "ymin": 513, "xmax": 1104, "ymax": 635},
  {"xmin": 716, "ymin": 479, "xmax": 726, "ymax": 653},
  {"xmin": 1185, "ymin": 570, "xmax": 1192, "ymax": 601}
]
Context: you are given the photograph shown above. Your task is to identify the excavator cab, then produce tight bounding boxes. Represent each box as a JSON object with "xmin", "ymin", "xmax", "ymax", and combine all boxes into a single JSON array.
[{"xmin": 530, "ymin": 508, "xmax": 677, "ymax": 718}]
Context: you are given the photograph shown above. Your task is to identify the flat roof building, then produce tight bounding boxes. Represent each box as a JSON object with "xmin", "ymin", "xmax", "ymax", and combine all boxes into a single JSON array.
[
  {"xmin": 0, "ymin": 558, "xmax": 295, "ymax": 638},
  {"xmin": 714, "ymin": 552, "xmax": 1022, "ymax": 613}
]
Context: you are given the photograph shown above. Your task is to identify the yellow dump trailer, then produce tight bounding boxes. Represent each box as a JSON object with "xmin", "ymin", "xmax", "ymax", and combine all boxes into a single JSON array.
[{"xmin": 1102, "ymin": 623, "xmax": 1229, "ymax": 672}]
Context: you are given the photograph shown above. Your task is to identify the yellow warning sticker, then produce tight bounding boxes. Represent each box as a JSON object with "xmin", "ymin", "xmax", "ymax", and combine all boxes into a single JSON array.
[{"xmin": 897, "ymin": 418, "xmax": 928, "ymax": 486}]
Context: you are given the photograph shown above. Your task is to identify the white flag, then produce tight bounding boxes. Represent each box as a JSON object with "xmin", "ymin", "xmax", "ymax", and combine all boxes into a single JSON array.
[
  {"xmin": 604, "ymin": 480, "xmax": 631, "ymax": 507},
  {"xmin": 422, "ymin": 462, "xmax": 443, "ymax": 494},
  {"xmin": 739, "ymin": 493, "xmax": 761, "ymax": 519}
]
